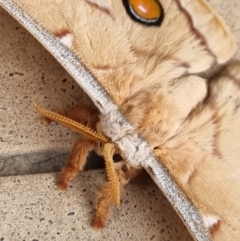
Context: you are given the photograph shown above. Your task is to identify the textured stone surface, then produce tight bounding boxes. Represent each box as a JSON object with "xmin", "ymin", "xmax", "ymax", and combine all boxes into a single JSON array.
[{"xmin": 0, "ymin": 171, "xmax": 193, "ymax": 241}]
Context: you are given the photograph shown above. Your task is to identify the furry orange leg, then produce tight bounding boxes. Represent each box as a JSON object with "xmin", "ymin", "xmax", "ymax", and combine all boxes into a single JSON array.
[
  {"xmin": 55, "ymin": 104, "xmax": 100, "ymax": 190},
  {"xmin": 93, "ymin": 182, "xmax": 116, "ymax": 229},
  {"xmin": 57, "ymin": 139, "xmax": 96, "ymax": 190},
  {"xmin": 93, "ymin": 165, "xmax": 142, "ymax": 229}
]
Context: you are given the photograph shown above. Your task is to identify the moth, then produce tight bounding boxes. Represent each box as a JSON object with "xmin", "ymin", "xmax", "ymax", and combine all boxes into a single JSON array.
[
  {"xmin": 35, "ymin": 103, "xmax": 142, "ymax": 229},
  {"xmin": 13, "ymin": 0, "xmax": 240, "ymax": 239}
]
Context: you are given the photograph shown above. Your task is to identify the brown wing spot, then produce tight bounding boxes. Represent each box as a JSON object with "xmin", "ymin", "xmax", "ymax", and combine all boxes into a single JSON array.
[
  {"xmin": 203, "ymin": 215, "xmax": 221, "ymax": 237},
  {"xmin": 209, "ymin": 219, "xmax": 221, "ymax": 236},
  {"xmin": 54, "ymin": 29, "xmax": 70, "ymax": 38},
  {"xmin": 85, "ymin": 0, "xmax": 114, "ymax": 20}
]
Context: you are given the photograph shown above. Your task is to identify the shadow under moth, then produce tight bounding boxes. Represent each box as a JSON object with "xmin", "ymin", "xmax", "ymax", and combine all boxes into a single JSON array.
[{"xmin": 12, "ymin": 0, "xmax": 240, "ymax": 240}]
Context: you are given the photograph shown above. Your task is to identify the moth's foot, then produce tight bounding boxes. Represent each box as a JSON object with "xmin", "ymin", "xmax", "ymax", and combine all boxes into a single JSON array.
[
  {"xmin": 56, "ymin": 180, "xmax": 68, "ymax": 190},
  {"xmin": 92, "ymin": 216, "xmax": 106, "ymax": 230},
  {"xmin": 56, "ymin": 166, "xmax": 79, "ymax": 191}
]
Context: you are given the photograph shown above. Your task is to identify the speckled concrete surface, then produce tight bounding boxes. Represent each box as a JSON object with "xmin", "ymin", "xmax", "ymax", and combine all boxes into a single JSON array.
[{"xmin": 0, "ymin": 171, "xmax": 193, "ymax": 241}]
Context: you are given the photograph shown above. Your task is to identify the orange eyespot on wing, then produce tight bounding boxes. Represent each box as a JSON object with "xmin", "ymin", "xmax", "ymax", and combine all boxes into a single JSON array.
[{"xmin": 123, "ymin": 0, "xmax": 164, "ymax": 26}]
